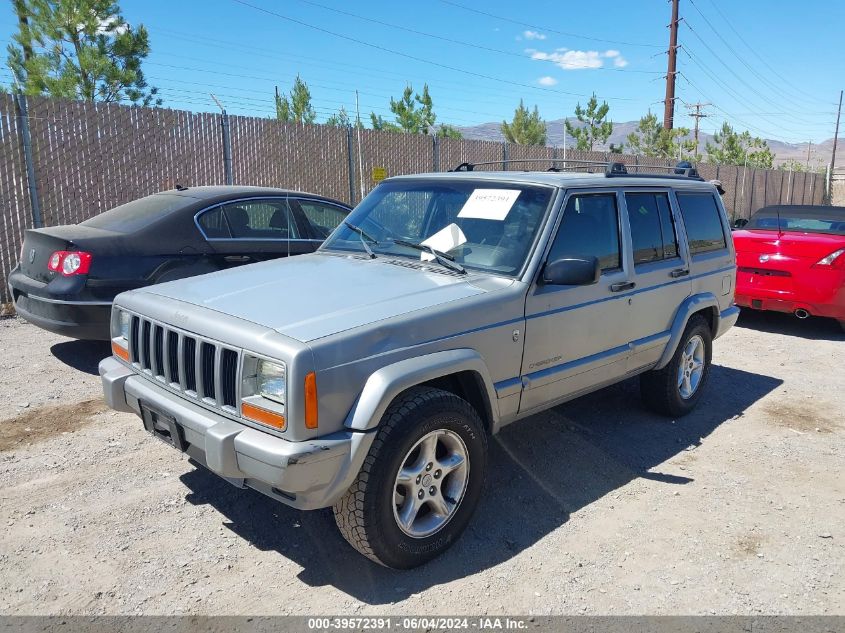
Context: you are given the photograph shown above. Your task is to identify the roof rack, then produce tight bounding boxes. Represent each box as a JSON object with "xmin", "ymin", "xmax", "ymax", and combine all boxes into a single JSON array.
[{"xmin": 450, "ymin": 159, "xmax": 704, "ymax": 181}]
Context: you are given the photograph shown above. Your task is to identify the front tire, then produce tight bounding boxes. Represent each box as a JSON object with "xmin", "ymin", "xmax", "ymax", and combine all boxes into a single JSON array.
[
  {"xmin": 333, "ymin": 386, "xmax": 488, "ymax": 569},
  {"xmin": 640, "ymin": 315, "xmax": 713, "ymax": 417}
]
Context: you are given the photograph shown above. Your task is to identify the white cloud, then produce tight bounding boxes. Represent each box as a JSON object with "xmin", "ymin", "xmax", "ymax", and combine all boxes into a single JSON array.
[
  {"xmin": 604, "ymin": 49, "xmax": 629, "ymax": 68},
  {"xmin": 523, "ymin": 30, "xmax": 547, "ymax": 41},
  {"xmin": 94, "ymin": 16, "xmax": 129, "ymax": 36},
  {"xmin": 529, "ymin": 48, "xmax": 628, "ymax": 70},
  {"xmin": 537, "ymin": 76, "xmax": 558, "ymax": 86}
]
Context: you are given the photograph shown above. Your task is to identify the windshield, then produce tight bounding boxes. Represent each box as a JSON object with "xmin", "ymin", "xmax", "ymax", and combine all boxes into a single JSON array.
[
  {"xmin": 746, "ymin": 206, "xmax": 845, "ymax": 236},
  {"xmin": 322, "ymin": 180, "xmax": 554, "ymax": 276}
]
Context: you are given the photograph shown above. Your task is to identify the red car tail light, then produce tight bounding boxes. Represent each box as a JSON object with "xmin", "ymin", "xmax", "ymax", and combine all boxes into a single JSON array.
[
  {"xmin": 47, "ymin": 250, "xmax": 93, "ymax": 276},
  {"xmin": 812, "ymin": 248, "xmax": 845, "ymax": 269}
]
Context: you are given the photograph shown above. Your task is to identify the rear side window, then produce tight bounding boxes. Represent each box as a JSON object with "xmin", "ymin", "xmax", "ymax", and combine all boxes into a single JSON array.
[
  {"xmin": 625, "ymin": 192, "xmax": 679, "ymax": 264},
  {"xmin": 549, "ymin": 193, "xmax": 621, "ymax": 272},
  {"xmin": 677, "ymin": 193, "xmax": 727, "ymax": 254},
  {"xmin": 220, "ymin": 200, "xmax": 300, "ymax": 239}
]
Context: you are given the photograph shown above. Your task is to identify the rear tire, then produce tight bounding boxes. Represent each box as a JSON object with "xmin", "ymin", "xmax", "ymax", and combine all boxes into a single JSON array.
[
  {"xmin": 333, "ymin": 386, "xmax": 487, "ymax": 569},
  {"xmin": 640, "ymin": 315, "xmax": 712, "ymax": 417}
]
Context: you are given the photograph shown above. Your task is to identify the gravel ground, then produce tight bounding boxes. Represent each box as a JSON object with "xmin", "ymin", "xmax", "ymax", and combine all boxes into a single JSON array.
[{"xmin": 0, "ymin": 312, "xmax": 843, "ymax": 616}]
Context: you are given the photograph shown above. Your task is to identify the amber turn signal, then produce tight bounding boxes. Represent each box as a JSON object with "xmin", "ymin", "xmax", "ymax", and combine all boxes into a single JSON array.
[
  {"xmin": 111, "ymin": 341, "xmax": 130, "ymax": 362},
  {"xmin": 242, "ymin": 401, "xmax": 286, "ymax": 430},
  {"xmin": 304, "ymin": 371, "xmax": 318, "ymax": 429}
]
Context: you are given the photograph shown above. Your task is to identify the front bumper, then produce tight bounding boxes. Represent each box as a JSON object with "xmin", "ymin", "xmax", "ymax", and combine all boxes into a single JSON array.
[
  {"xmin": 99, "ymin": 357, "xmax": 374, "ymax": 510},
  {"xmin": 8, "ymin": 267, "xmax": 112, "ymax": 340}
]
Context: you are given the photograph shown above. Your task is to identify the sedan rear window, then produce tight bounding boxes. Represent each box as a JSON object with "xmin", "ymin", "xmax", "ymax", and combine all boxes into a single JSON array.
[
  {"xmin": 82, "ymin": 194, "xmax": 189, "ymax": 233},
  {"xmin": 747, "ymin": 206, "xmax": 845, "ymax": 235}
]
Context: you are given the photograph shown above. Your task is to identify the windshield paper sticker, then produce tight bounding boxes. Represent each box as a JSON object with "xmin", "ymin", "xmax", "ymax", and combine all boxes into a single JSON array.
[
  {"xmin": 420, "ymin": 223, "xmax": 467, "ymax": 261},
  {"xmin": 457, "ymin": 189, "xmax": 521, "ymax": 221}
]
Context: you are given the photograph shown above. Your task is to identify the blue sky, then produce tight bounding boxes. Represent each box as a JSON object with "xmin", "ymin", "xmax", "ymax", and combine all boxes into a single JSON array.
[{"xmin": 1, "ymin": 0, "xmax": 842, "ymax": 144}]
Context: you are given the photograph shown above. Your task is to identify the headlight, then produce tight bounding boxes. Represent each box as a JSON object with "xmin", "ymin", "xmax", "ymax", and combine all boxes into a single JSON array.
[
  {"xmin": 257, "ymin": 359, "xmax": 286, "ymax": 404},
  {"xmin": 240, "ymin": 356, "xmax": 287, "ymax": 430},
  {"xmin": 111, "ymin": 308, "xmax": 130, "ymax": 361},
  {"xmin": 118, "ymin": 310, "xmax": 131, "ymax": 340}
]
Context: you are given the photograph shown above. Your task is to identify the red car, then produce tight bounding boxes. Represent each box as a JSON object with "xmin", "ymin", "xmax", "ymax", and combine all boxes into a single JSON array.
[{"xmin": 732, "ymin": 205, "xmax": 845, "ymax": 329}]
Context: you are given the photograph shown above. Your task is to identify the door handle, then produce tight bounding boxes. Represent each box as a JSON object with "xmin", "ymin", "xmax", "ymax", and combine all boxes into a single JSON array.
[
  {"xmin": 610, "ymin": 281, "xmax": 635, "ymax": 292},
  {"xmin": 224, "ymin": 255, "xmax": 251, "ymax": 263},
  {"xmin": 670, "ymin": 268, "xmax": 690, "ymax": 278}
]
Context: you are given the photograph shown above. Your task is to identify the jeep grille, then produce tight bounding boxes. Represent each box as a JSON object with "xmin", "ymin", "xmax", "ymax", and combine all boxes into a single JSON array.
[{"xmin": 128, "ymin": 315, "xmax": 240, "ymax": 412}]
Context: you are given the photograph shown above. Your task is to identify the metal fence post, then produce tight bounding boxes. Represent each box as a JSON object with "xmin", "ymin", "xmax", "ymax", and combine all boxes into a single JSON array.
[
  {"xmin": 346, "ymin": 126, "xmax": 356, "ymax": 205},
  {"xmin": 220, "ymin": 109, "xmax": 233, "ymax": 185},
  {"xmin": 15, "ymin": 93, "xmax": 42, "ymax": 228},
  {"xmin": 433, "ymin": 135, "xmax": 440, "ymax": 172},
  {"xmin": 763, "ymin": 169, "xmax": 768, "ymax": 207},
  {"xmin": 502, "ymin": 142, "xmax": 509, "ymax": 171},
  {"xmin": 732, "ymin": 166, "xmax": 740, "ymax": 218},
  {"xmin": 748, "ymin": 169, "xmax": 756, "ymax": 214}
]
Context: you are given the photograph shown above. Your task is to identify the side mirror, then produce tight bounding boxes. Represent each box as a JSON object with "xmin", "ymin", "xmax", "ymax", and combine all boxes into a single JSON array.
[
  {"xmin": 542, "ymin": 256, "xmax": 600, "ymax": 286},
  {"xmin": 733, "ymin": 218, "xmax": 748, "ymax": 229}
]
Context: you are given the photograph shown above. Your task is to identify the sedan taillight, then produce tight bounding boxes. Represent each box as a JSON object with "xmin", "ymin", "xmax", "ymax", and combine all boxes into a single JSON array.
[{"xmin": 47, "ymin": 250, "xmax": 93, "ymax": 276}]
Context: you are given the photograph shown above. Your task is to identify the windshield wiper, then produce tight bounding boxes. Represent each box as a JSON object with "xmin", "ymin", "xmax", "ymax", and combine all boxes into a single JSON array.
[
  {"xmin": 344, "ymin": 221, "xmax": 377, "ymax": 259},
  {"xmin": 393, "ymin": 239, "xmax": 467, "ymax": 274}
]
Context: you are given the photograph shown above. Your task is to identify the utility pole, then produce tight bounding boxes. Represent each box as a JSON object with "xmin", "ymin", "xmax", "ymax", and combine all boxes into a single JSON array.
[
  {"xmin": 663, "ymin": 0, "xmax": 680, "ymax": 130},
  {"xmin": 806, "ymin": 141, "xmax": 812, "ymax": 169},
  {"xmin": 686, "ymin": 102, "xmax": 710, "ymax": 156},
  {"xmin": 830, "ymin": 90, "xmax": 842, "ymax": 174}
]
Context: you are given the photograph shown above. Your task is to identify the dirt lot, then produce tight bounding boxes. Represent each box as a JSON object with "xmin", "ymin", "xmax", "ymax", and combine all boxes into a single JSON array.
[{"xmin": 0, "ymin": 312, "xmax": 843, "ymax": 616}]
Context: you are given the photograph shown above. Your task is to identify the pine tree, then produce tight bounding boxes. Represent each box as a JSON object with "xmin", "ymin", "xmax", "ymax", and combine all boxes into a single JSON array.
[
  {"xmin": 7, "ymin": 0, "xmax": 159, "ymax": 105},
  {"xmin": 501, "ymin": 100, "xmax": 547, "ymax": 145},
  {"xmin": 705, "ymin": 122, "xmax": 774, "ymax": 168},
  {"xmin": 565, "ymin": 93, "xmax": 613, "ymax": 151},
  {"xmin": 275, "ymin": 75, "xmax": 316, "ymax": 124}
]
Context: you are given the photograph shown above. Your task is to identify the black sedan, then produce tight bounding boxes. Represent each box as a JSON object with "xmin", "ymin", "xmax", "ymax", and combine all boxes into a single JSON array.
[{"xmin": 8, "ymin": 186, "xmax": 351, "ymax": 340}]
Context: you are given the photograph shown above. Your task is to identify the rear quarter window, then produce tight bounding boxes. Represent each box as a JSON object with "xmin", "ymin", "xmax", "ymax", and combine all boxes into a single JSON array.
[{"xmin": 676, "ymin": 192, "xmax": 727, "ymax": 255}]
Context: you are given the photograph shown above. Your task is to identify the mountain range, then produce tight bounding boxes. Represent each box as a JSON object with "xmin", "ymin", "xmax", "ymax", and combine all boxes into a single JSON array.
[{"xmin": 455, "ymin": 118, "xmax": 842, "ymax": 169}]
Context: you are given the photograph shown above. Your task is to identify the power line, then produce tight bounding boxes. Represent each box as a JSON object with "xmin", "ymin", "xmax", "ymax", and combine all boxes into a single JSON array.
[
  {"xmin": 679, "ymin": 46, "xmax": 832, "ymax": 134},
  {"xmin": 705, "ymin": 0, "xmax": 835, "ymax": 107},
  {"xmin": 292, "ymin": 0, "xmax": 663, "ymax": 74},
  {"xmin": 678, "ymin": 73, "xmax": 811, "ymax": 143},
  {"xmin": 437, "ymin": 0, "xmax": 662, "ymax": 48},
  {"xmin": 227, "ymin": 0, "xmax": 641, "ymax": 102},
  {"xmin": 686, "ymin": 0, "xmax": 829, "ymax": 112}
]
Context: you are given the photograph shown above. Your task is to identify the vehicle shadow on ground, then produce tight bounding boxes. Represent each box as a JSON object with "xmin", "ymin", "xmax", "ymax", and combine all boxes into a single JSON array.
[
  {"xmin": 735, "ymin": 310, "xmax": 844, "ymax": 342},
  {"xmin": 50, "ymin": 340, "xmax": 111, "ymax": 375},
  {"xmin": 179, "ymin": 363, "xmax": 782, "ymax": 604}
]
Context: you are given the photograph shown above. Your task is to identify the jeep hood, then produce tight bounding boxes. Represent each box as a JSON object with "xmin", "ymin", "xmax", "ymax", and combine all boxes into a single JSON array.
[{"xmin": 142, "ymin": 253, "xmax": 497, "ymax": 342}]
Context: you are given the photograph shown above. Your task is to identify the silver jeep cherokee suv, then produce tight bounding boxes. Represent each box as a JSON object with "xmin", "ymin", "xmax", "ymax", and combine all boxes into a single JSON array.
[{"xmin": 100, "ymin": 161, "xmax": 739, "ymax": 569}]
